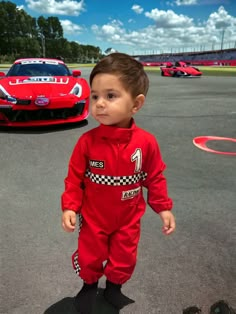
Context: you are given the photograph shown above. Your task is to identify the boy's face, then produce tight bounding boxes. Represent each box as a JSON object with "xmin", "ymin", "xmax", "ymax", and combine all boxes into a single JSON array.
[{"xmin": 90, "ymin": 73, "xmax": 144, "ymax": 128}]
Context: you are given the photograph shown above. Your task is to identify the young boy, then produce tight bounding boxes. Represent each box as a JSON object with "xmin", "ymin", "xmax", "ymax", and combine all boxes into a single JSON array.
[{"xmin": 61, "ymin": 52, "xmax": 176, "ymax": 314}]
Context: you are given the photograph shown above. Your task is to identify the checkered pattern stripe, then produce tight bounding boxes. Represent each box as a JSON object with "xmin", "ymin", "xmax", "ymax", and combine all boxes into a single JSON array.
[
  {"xmin": 72, "ymin": 214, "xmax": 83, "ymax": 276},
  {"xmin": 85, "ymin": 169, "xmax": 147, "ymax": 186},
  {"xmin": 73, "ymin": 251, "xmax": 81, "ymax": 275},
  {"xmin": 77, "ymin": 213, "xmax": 82, "ymax": 233}
]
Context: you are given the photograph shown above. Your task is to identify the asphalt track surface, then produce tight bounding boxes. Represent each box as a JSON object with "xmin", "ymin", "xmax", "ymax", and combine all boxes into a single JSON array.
[{"xmin": 1, "ymin": 69, "xmax": 236, "ymax": 314}]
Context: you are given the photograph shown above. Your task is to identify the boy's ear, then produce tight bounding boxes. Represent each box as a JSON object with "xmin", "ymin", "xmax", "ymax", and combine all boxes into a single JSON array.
[{"xmin": 132, "ymin": 94, "xmax": 145, "ymax": 113}]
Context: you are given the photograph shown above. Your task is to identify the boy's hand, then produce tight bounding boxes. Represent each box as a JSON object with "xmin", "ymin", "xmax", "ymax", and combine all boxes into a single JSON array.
[
  {"xmin": 159, "ymin": 211, "xmax": 176, "ymax": 235},
  {"xmin": 62, "ymin": 210, "xmax": 76, "ymax": 232}
]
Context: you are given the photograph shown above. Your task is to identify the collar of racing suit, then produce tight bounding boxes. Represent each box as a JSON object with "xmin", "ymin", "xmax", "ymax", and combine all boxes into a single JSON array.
[{"xmin": 97, "ymin": 118, "xmax": 136, "ymax": 143}]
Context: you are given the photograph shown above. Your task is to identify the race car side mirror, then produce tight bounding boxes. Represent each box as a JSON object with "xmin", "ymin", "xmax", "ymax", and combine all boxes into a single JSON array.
[
  {"xmin": 0, "ymin": 72, "xmax": 6, "ymax": 77},
  {"xmin": 72, "ymin": 70, "xmax": 81, "ymax": 77}
]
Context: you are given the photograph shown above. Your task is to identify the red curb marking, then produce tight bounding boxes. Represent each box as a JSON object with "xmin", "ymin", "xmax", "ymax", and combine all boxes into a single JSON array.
[{"xmin": 193, "ymin": 136, "xmax": 236, "ymax": 155}]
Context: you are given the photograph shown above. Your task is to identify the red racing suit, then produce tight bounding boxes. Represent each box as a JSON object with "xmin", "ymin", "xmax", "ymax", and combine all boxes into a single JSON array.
[{"xmin": 61, "ymin": 119, "xmax": 173, "ymax": 284}]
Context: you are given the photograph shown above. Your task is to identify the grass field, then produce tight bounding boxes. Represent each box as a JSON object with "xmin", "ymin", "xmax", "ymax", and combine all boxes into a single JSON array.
[{"xmin": 1, "ymin": 64, "xmax": 236, "ymax": 76}]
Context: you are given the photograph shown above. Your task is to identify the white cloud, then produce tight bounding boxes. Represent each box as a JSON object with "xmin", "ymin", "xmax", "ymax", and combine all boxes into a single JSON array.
[
  {"xmin": 60, "ymin": 20, "xmax": 84, "ymax": 35},
  {"xmin": 92, "ymin": 20, "xmax": 126, "ymax": 44},
  {"xmin": 145, "ymin": 8, "xmax": 193, "ymax": 28},
  {"xmin": 197, "ymin": 0, "xmax": 229, "ymax": 4},
  {"xmin": 26, "ymin": 0, "xmax": 85, "ymax": 16},
  {"xmin": 91, "ymin": 6, "xmax": 236, "ymax": 52},
  {"xmin": 166, "ymin": 1, "xmax": 174, "ymax": 6},
  {"xmin": 16, "ymin": 5, "xmax": 25, "ymax": 10},
  {"xmin": 206, "ymin": 5, "xmax": 235, "ymax": 29},
  {"xmin": 132, "ymin": 4, "xmax": 144, "ymax": 14},
  {"xmin": 175, "ymin": 0, "xmax": 197, "ymax": 5}
]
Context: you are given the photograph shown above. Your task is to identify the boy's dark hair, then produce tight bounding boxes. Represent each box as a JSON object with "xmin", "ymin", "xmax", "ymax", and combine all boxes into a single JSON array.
[{"xmin": 90, "ymin": 52, "xmax": 149, "ymax": 98}]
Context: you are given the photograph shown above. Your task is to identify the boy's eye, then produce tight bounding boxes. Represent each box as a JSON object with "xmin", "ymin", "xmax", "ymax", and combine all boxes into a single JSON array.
[
  {"xmin": 91, "ymin": 95, "xmax": 98, "ymax": 100},
  {"xmin": 107, "ymin": 93, "xmax": 115, "ymax": 99}
]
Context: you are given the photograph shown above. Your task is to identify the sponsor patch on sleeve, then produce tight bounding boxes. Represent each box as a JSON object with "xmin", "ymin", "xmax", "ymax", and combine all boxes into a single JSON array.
[{"xmin": 122, "ymin": 187, "xmax": 141, "ymax": 200}]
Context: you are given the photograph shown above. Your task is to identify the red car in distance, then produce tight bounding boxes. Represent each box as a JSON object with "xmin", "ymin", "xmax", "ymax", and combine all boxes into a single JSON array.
[
  {"xmin": 160, "ymin": 61, "xmax": 203, "ymax": 77},
  {"xmin": 0, "ymin": 58, "xmax": 90, "ymax": 127}
]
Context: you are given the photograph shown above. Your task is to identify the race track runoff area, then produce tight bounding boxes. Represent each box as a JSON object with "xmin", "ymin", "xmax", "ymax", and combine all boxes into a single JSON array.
[{"xmin": 1, "ymin": 69, "xmax": 235, "ymax": 314}]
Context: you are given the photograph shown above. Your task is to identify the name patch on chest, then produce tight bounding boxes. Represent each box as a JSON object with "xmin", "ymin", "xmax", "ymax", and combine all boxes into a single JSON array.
[
  {"xmin": 122, "ymin": 187, "xmax": 141, "ymax": 200},
  {"xmin": 89, "ymin": 160, "xmax": 105, "ymax": 169}
]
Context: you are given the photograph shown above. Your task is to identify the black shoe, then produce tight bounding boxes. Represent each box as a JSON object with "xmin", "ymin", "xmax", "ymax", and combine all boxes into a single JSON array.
[
  {"xmin": 183, "ymin": 306, "xmax": 202, "ymax": 314},
  {"xmin": 210, "ymin": 300, "xmax": 236, "ymax": 314},
  {"xmin": 74, "ymin": 282, "xmax": 98, "ymax": 314},
  {"xmin": 104, "ymin": 280, "xmax": 135, "ymax": 310}
]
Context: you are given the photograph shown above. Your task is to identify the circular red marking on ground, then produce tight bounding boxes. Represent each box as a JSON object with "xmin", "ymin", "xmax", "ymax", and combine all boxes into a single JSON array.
[{"xmin": 193, "ymin": 136, "xmax": 236, "ymax": 155}]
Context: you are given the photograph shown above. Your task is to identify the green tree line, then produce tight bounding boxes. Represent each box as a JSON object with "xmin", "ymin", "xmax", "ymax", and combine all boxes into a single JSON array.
[{"xmin": 0, "ymin": 1, "xmax": 103, "ymax": 63}]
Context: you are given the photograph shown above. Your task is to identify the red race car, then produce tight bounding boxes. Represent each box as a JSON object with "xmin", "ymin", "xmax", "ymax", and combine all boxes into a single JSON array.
[
  {"xmin": 0, "ymin": 58, "xmax": 90, "ymax": 127},
  {"xmin": 160, "ymin": 61, "xmax": 202, "ymax": 77}
]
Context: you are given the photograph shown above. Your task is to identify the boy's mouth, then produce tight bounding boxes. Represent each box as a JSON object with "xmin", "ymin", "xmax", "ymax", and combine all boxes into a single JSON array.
[{"xmin": 97, "ymin": 113, "xmax": 108, "ymax": 116}]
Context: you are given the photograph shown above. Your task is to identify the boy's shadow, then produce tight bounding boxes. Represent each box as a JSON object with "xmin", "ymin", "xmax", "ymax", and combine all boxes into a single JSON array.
[{"xmin": 44, "ymin": 288, "xmax": 123, "ymax": 314}]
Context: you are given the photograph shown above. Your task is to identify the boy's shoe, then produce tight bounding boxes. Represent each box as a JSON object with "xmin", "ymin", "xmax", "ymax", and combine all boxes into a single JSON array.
[
  {"xmin": 210, "ymin": 300, "xmax": 236, "ymax": 314},
  {"xmin": 104, "ymin": 280, "xmax": 135, "ymax": 310},
  {"xmin": 74, "ymin": 281, "xmax": 98, "ymax": 314},
  {"xmin": 183, "ymin": 306, "xmax": 202, "ymax": 314}
]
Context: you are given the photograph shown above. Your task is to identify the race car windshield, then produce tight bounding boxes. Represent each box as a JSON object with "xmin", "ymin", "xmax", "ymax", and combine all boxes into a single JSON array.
[{"xmin": 7, "ymin": 63, "xmax": 71, "ymax": 77}]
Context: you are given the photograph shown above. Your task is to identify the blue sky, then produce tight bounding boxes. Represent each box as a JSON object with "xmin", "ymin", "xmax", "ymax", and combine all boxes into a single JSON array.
[{"xmin": 14, "ymin": 0, "xmax": 236, "ymax": 54}]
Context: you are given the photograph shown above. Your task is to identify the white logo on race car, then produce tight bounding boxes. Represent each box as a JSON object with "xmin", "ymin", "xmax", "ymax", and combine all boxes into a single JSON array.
[
  {"xmin": 9, "ymin": 77, "xmax": 69, "ymax": 85},
  {"xmin": 35, "ymin": 96, "xmax": 50, "ymax": 106}
]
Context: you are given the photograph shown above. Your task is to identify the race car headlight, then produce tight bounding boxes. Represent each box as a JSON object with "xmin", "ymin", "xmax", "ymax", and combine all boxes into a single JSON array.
[
  {"xmin": 0, "ymin": 87, "xmax": 6, "ymax": 99},
  {"xmin": 0, "ymin": 86, "xmax": 17, "ymax": 104},
  {"xmin": 70, "ymin": 83, "xmax": 82, "ymax": 97}
]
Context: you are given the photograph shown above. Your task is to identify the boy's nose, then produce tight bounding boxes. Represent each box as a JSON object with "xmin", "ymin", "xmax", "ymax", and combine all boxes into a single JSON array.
[{"xmin": 96, "ymin": 98, "xmax": 106, "ymax": 108}]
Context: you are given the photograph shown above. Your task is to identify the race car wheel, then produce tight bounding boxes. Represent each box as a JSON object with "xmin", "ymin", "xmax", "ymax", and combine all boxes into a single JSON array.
[{"xmin": 174, "ymin": 71, "xmax": 182, "ymax": 77}]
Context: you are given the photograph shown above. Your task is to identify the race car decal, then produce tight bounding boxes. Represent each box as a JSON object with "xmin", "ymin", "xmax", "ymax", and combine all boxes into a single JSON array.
[
  {"xmin": 9, "ymin": 77, "xmax": 69, "ymax": 85},
  {"xmin": 21, "ymin": 60, "xmax": 59, "ymax": 65},
  {"xmin": 35, "ymin": 96, "xmax": 50, "ymax": 106}
]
